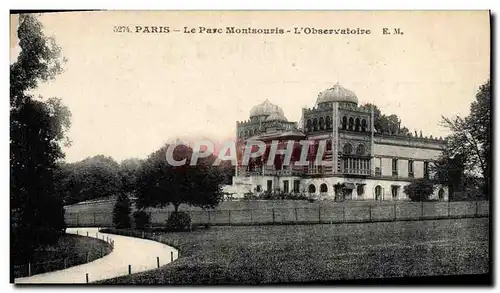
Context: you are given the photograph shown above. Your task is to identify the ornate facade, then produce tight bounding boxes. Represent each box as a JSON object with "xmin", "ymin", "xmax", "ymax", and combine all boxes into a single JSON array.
[{"xmin": 230, "ymin": 83, "xmax": 449, "ymax": 201}]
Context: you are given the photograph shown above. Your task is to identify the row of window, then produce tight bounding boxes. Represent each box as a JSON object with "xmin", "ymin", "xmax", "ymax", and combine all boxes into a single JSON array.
[
  {"xmin": 238, "ymin": 128, "xmax": 260, "ymax": 138},
  {"xmin": 305, "ymin": 116, "xmax": 369, "ymax": 133},
  {"xmin": 258, "ymin": 179, "xmax": 303, "ymax": 193},
  {"xmin": 389, "ymin": 159, "xmax": 429, "ymax": 178},
  {"xmin": 343, "ymin": 143, "xmax": 366, "ymax": 155}
]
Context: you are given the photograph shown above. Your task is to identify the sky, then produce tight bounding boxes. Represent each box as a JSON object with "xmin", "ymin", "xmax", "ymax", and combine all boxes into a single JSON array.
[{"xmin": 10, "ymin": 11, "xmax": 490, "ymax": 163}]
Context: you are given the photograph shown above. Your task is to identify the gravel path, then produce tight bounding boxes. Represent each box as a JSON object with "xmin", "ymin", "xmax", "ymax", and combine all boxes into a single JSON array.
[{"xmin": 15, "ymin": 227, "xmax": 178, "ymax": 284}]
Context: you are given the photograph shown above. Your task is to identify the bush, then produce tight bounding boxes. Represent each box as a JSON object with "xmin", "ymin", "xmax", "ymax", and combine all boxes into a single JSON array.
[
  {"xmin": 404, "ymin": 179, "xmax": 434, "ymax": 201},
  {"xmin": 165, "ymin": 211, "xmax": 192, "ymax": 232},
  {"xmin": 243, "ymin": 192, "xmax": 259, "ymax": 200},
  {"xmin": 133, "ymin": 210, "xmax": 150, "ymax": 230}
]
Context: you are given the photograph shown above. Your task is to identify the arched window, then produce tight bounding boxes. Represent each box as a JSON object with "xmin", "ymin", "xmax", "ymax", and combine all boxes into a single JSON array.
[
  {"xmin": 355, "ymin": 118, "xmax": 361, "ymax": 131},
  {"xmin": 326, "ymin": 116, "xmax": 332, "ymax": 129},
  {"xmin": 306, "ymin": 119, "xmax": 312, "ymax": 132},
  {"xmin": 320, "ymin": 183, "xmax": 328, "ymax": 193},
  {"xmin": 356, "ymin": 144, "xmax": 365, "ymax": 155},
  {"xmin": 361, "ymin": 119, "xmax": 367, "ymax": 132},
  {"xmin": 319, "ymin": 117, "xmax": 325, "ymax": 130},
  {"xmin": 308, "ymin": 184, "xmax": 316, "ymax": 194},
  {"xmin": 375, "ymin": 185, "xmax": 382, "ymax": 200},
  {"xmin": 343, "ymin": 143, "xmax": 353, "ymax": 155},
  {"xmin": 313, "ymin": 118, "xmax": 318, "ymax": 131},
  {"xmin": 239, "ymin": 131, "xmax": 244, "ymax": 138},
  {"xmin": 438, "ymin": 188, "xmax": 445, "ymax": 201},
  {"xmin": 342, "ymin": 116, "xmax": 347, "ymax": 130},
  {"xmin": 245, "ymin": 130, "xmax": 249, "ymax": 137},
  {"xmin": 326, "ymin": 140, "xmax": 332, "ymax": 152},
  {"xmin": 249, "ymin": 129, "xmax": 253, "ymax": 136},
  {"xmin": 348, "ymin": 117, "xmax": 354, "ymax": 130}
]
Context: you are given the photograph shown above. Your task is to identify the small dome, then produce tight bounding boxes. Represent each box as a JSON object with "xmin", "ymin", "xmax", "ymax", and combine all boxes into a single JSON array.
[
  {"xmin": 317, "ymin": 82, "xmax": 358, "ymax": 105},
  {"xmin": 266, "ymin": 111, "xmax": 288, "ymax": 122},
  {"xmin": 250, "ymin": 99, "xmax": 285, "ymax": 118}
]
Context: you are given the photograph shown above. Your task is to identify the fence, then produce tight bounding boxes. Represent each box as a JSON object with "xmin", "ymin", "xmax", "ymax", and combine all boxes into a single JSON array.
[
  {"xmin": 65, "ymin": 200, "xmax": 489, "ymax": 227},
  {"xmin": 13, "ymin": 232, "xmax": 114, "ymax": 279}
]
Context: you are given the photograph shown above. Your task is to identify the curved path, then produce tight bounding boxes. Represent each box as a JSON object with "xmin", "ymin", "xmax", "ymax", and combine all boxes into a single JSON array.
[{"xmin": 15, "ymin": 227, "xmax": 178, "ymax": 284}]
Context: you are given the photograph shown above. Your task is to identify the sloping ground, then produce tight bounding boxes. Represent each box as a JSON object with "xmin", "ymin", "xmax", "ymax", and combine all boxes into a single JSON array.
[
  {"xmin": 15, "ymin": 228, "xmax": 178, "ymax": 284},
  {"xmin": 13, "ymin": 233, "xmax": 112, "ymax": 279},
  {"xmin": 100, "ymin": 218, "xmax": 489, "ymax": 284}
]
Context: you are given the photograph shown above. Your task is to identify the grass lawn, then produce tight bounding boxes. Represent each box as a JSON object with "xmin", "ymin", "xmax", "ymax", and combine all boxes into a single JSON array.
[
  {"xmin": 13, "ymin": 234, "xmax": 113, "ymax": 278},
  {"xmin": 100, "ymin": 218, "xmax": 489, "ymax": 284}
]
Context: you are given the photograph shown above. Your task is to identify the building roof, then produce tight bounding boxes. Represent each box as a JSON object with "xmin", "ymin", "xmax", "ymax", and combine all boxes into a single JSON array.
[{"xmin": 317, "ymin": 82, "xmax": 358, "ymax": 105}]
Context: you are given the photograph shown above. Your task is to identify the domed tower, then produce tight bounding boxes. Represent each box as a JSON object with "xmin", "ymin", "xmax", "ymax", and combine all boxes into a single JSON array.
[
  {"xmin": 301, "ymin": 82, "xmax": 372, "ymax": 176},
  {"xmin": 316, "ymin": 82, "xmax": 358, "ymax": 108},
  {"xmin": 237, "ymin": 99, "xmax": 297, "ymax": 140},
  {"xmin": 249, "ymin": 99, "xmax": 285, "ymax": 120}
]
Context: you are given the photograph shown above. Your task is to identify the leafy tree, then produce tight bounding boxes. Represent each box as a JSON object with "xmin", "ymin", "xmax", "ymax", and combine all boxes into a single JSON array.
[
  {"xmin": 404, "ymin": 179, "xmax": 434, "ymax": 201},
  {"xmin": 431, "ymin": 153, "xmax": 465, "ymax": 197},
  {"xmin": 54, "ymin": 155, "xmax": 122, "ymax": 205},
  {"xmin": 119, "ymin": 158, "xmax": 143, "ymax": 194},
  {"xmin": 440, "ymin": 80, "xmax": 491, "ymax": 198},
  {"xmin": 135, "ymin": 143, "xmax": 224, "ymax": 213},
  {"xmin": 359, "ymin": 103, "xmax": 410, "ymax": 135},
  {"xmin": 10, "ymin": 14, "xmax": 70, "ymax": 265},
  {"xmin": 112, "ymin": 193, "xmax": 131, "ymax": 229}
]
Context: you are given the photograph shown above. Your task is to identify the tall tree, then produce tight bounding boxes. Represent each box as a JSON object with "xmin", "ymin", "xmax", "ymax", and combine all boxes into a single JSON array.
[
  {"xmin": 440, "ymin": 80, "xmax": 491, "ymax": 198},
  {"xmin": 10, "ymin": 14, "xmax": 70, "ymax": 265},
  {"xmin": 119, "ymin": 158, "xmax": 143, "ymax": 195},
  {"xmin": 112, "ymin": 192, "xmax": 131, "ymax": 229}
]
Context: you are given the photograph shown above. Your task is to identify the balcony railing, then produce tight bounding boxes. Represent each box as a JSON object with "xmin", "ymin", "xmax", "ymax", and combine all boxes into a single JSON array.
[{"xmin": 342, "ymin": 168, "xmax": 371, "ymax": 176}]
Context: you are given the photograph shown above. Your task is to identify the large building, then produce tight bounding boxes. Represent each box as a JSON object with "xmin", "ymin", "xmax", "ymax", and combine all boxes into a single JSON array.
[{"xmin": 230, "ymin": 83, "xmax": 449, "ymax": 201}]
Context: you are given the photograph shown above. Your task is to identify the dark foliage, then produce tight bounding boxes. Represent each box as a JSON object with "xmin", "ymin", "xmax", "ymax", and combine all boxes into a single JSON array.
[
  {"xmin": 249, "ymin": 191, "xmax": 309, "ymax": 200},
  {"xmin": 135, "ymin": 143, "xmax": 224, "ymax": 212},
  {"xmin": 165, "ymin": 212, "xmax": 192, "ymax": 232},
  {"xmin": 133, "ymin": 211, "xmax": 151, "ymax": 230},
  {"xmin": 112, "ymin": 193, "xmax": 131, "ymax": 229},
  {"xmin": 404, "ymin": 179, "xmax": 435, "ymax": 202},
  {"xmin": 54, "ymin": 155, "xmax": 122, "ymax": 205}
]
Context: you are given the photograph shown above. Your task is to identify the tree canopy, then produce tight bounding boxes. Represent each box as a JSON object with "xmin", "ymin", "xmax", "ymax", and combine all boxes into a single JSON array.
[
  {"xmin": 135, "ymin": 144, "xmax": 224, "ymax": 212},
  {"xmin": 359, "ymin": 103, "xmax": 410, "ymax": 135},
  {"xmin": 54, "ymin": 155, "xmax": 123, "ymax": 205}
]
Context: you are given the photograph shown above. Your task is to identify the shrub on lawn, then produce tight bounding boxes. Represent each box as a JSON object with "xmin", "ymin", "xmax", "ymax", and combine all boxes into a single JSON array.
[
  {"xmin": 404, "ymin": 179, "xmax": 434, "ymax": 201},
  {"xmin": 243, "ymin": 192, "xmax": 258, "ymax": 200},
  {"xmin": 165, "ymin": 212, "xmax": 191, "ymax": 232},
  {"xmin": 133, "ymin": 210, "xmax": 150, "ymax": 230}
]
